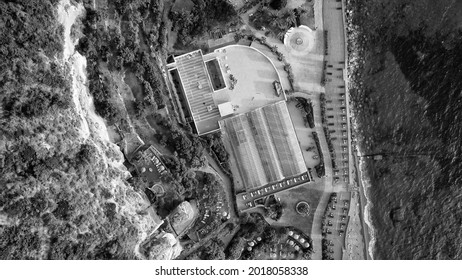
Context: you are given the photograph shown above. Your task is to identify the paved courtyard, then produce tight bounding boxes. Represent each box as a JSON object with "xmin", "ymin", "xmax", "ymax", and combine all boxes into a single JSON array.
[{"xmin": 206, "ymin": 45, "xmax": 286, "ymax": 114}]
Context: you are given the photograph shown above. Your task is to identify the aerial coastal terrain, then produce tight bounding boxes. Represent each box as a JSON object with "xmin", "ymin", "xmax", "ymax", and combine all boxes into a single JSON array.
[
  {"xmin": 347, "ymin": 0, "xmax": 462, "ymax": 259},
  {"xmin": 0, "ymin": 0, "xmax": 461, "ymax": 260}
]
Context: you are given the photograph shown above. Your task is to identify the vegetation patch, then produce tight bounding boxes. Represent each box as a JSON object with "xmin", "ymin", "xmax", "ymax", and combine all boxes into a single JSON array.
[
  {"xmin": 169, "ymin": 0, "xmax": 239, "ymax": 48},
  {"xmin": 312, "ymin": 132, "xmax": 325, "ymax": 177},
  {"xmin": 295, "ymin": 97, "xmax": 315, "ymax": 128}
]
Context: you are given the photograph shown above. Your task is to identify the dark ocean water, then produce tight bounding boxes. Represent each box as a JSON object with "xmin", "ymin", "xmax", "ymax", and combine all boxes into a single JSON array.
[
  {"xmin": 345, "ymin": 0, "xmax": 462, "ymax": 259},
  {"xmin": 360, "ymin": 31, "xmax": 462, "ymax": 259}
]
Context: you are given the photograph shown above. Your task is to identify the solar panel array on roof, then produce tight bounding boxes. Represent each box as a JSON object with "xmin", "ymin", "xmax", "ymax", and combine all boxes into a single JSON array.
[{"xmin": 221, "ymin": 101, "xmax": 307, "ymax": 190}]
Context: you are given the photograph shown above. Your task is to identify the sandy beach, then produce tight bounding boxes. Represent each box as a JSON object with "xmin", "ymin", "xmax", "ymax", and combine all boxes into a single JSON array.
[{"xmin": 353, "ymin": 151, "xmax": 373, "ymax": 260}]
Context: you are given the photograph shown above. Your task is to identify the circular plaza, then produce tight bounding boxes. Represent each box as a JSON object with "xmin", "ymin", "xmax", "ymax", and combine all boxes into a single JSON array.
[{"xmin": 284, "ymin": 25, "xmax": 316, "ymax": 54}]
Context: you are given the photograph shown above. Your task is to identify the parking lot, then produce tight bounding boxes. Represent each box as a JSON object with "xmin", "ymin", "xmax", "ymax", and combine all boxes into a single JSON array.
[
  {"xmin": 324, "ymin": 83, "xmax": 350, "ymax": 185},
  {"xmin": 322, "ymin": 0, "xmax": 352, "ymax": 187},
  {"xmin": 321, "ymin": 191, "xmax": 351, "ymax": 259}
]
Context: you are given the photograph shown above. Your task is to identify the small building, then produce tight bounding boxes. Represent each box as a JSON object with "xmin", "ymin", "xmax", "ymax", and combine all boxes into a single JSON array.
[
  {"xmin": 218, "ymin": 101, "xmax": 234, "ymax": 117},
  {"xmin": 129, "ymin": 145, "xmax": 166, "ymax": 184}
]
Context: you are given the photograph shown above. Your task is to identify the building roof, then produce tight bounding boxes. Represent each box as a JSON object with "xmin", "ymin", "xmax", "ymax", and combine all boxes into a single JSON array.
[
  {"xmin": 174, "ymin": 50, "xmax": 221, "ymax": 135},
  {"xmin": 220, "ymin": 101, "xmax": 307, "ymax": 189},
  {"xmin": 218, "ymin": 102, "xmax": 234, "ymax": 117}
]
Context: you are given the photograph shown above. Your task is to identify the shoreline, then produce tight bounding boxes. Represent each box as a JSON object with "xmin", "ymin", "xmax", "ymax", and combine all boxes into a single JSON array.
[
  {"xmin": 344, "ymin": 0, "xmax": 376, "ymax": 260},
  {"xmin": 352, "ymin": 148, "xmax": 374, "ymax": 260}
]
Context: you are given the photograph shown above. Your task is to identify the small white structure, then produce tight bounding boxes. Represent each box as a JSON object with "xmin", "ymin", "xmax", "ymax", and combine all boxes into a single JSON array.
[
  {"xmin": 218, "ymin": 102, "xmax": 234, "ymax": 117},
  {"xmin": 284, "ymin": 25, "xmax": 315, "ymax": 54}
]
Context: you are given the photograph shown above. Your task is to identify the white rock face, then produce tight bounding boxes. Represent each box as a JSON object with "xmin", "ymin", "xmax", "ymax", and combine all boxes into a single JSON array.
[{"xmin": 142, "ymin": 232, "xmax": 182, "ymax": 260}]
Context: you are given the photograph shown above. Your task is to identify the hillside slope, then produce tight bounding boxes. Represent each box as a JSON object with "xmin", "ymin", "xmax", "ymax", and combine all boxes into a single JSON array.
[{"xmin": 0, "ymin": 0, "xmax": 161, "ymax": 259}]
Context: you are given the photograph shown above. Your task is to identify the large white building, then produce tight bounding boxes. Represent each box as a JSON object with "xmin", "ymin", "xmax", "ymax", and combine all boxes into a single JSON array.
[{"xmin": 168, "ymin": 47, "xmax": 307, "ymax": 191}]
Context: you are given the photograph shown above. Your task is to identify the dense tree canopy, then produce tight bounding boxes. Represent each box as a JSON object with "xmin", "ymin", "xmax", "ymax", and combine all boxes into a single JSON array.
[{"xmin": 0, "ymin": 0, "xmax": 160, "ymax": 260}]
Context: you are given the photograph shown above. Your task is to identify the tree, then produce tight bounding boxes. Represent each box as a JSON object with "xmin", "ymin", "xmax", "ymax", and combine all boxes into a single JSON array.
[
  {"xmin": 285, "ymin": 10, "xmax": 297, "ymax": 28},
  {"xmin": 203, "ymin": 173, "xmax": 217, "ymax": 186},
  {"xmin": 264, "ymin": 202, "xmax": 284, "ymax": 221},
  {"xmin": 270, "ymin": 0, "xmax": 287, "ymax": 10},
  {"xmin": 263, "ymin": 227, "xmax": 281, "ymax": 244},
  {"xmin": 202, "ymin": 238, "xmax": 225, "ymax": 260},
  {"xmin": 277, "ymin": 31, "xmax": 286, "ymax": 42},
  {"xmin": 225, "ymin": 238, "xmax": 246, "ymax": 260},
  {"xmin": 121, "ymin": 47, "xmax": 136, "ymax": 63},
  {"xmin": 269, "ymin": 11, "xmax": 280, "ymax": 28}
]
